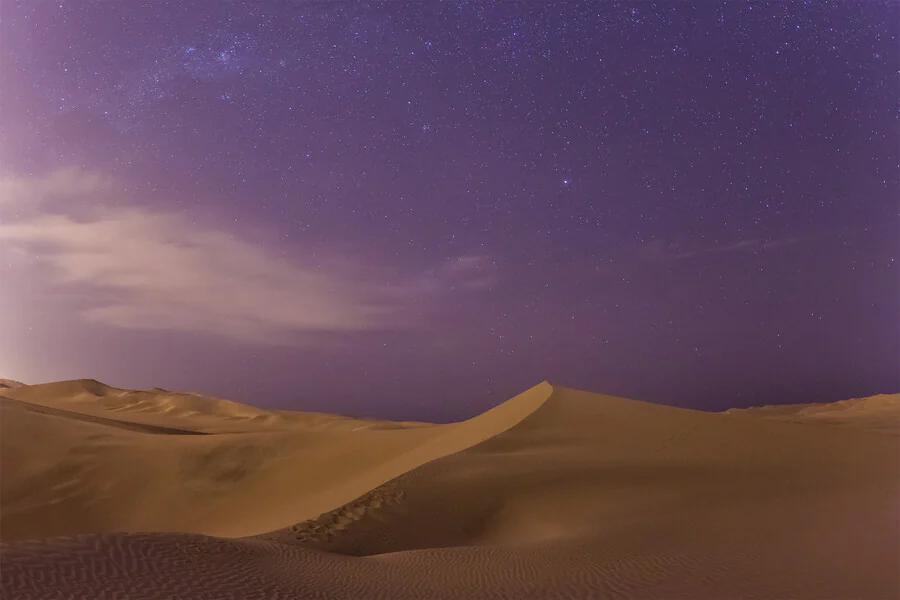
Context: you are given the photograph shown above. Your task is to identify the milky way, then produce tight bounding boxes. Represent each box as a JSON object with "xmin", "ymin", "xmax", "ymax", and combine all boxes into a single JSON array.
[{"xmin": 0, "ymin": 1, "xmax": 896, "ymax": 421}]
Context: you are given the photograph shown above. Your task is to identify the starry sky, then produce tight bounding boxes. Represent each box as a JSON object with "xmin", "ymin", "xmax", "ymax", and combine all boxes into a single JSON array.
[{"xmin": 1, "ymin": 1, "xmax": 897, "ymax": 421}]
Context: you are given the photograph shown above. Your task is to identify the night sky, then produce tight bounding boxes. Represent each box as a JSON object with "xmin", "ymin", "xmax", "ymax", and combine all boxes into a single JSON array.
[{"xmin": 1, "ymin": 1, "xmax": 897, "ymax": 422}]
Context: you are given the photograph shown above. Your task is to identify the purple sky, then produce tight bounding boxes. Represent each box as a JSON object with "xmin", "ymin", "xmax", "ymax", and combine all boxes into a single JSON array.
[{"xmin": 1, "ymin": 1, "xmax": 897, "ymax": 421}]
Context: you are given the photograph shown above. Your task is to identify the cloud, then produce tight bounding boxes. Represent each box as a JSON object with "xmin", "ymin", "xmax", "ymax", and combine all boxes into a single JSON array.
[
  {"xmin": 413, "ymin": 254, "xmax": 500, "ymax": 294},
  {"xmin": 640, "ymin": 236, "xmax": 804, "ymax": 262},
  {"xmin": 441, "ymin": 255, "xmax": 499, "ymax": 290},
  {"xmin": 0, "ymin": 168, "xmax": 110, "ymax": 209},
  {"xmin": 0, "ymin": 169, "xmax": 491, "ymax": 344}
]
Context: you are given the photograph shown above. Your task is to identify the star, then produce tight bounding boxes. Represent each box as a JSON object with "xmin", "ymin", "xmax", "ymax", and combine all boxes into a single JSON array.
[{"xmin": 0, "ymin": 0, "xmax": 894, "ymax": 418}]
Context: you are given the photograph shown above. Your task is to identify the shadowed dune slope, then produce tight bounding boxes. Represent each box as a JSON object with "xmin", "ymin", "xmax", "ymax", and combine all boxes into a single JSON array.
[
  {"xmin": 2, "ymin": 384, "xmax": 898, "ymax": 599},
  {"xmin": 0, "ymin": 381, "xmax": 552, "ymax": 542}
]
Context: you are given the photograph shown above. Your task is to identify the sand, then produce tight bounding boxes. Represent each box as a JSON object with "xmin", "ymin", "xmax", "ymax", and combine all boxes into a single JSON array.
[
  {"xmin": 724, "ymin": 394, "xmax": 900, "ymax": 435},
  {"xmin": 1, "ymin": 380, "xmax": 898, "ymax": 599}
]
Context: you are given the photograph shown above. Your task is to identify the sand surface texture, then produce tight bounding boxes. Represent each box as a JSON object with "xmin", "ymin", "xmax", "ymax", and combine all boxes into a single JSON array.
[{"xmin": 1, "ymin": 381, "xmax": 898, "ymax": 599}]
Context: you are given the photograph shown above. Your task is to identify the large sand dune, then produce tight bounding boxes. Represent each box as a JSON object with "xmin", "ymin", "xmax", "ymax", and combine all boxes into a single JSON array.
[
  {"xmin": 0, "ymin": 380, "xmax": 548, "ymax": 541},
  {"xmin": 1, "ymin": 381, "xmax": 898, "ymax": 599}
]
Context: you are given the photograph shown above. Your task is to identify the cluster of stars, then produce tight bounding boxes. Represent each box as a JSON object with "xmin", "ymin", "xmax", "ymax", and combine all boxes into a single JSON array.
[{"xmin": 1, "ymin": 0, "xmax": 896, "ymax": 416}]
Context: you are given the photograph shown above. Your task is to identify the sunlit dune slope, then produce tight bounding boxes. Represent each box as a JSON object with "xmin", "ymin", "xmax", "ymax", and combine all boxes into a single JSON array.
[
  {"xmin": 0, "ymin": 380, "xmax": 551, "ymax": 542},
  {"xmin": 0, "ymin": 378, "xmax": 25, "ymax": 389},
  {"xmin": 2, "ymin": 383, "xmax": 898, "ymax": 599}
]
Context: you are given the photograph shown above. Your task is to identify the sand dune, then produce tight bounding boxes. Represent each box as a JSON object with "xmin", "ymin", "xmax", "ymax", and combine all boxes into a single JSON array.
[
  {"xmin": 2, "ymin": 382, "xmax": 898, "ymax": 599},
  {"xmin": 1, "ymin": 379, "xmax": 432, "ymax": 434},
  {"xmin": 1, "ymin": 395, "xmax": 211, "ymax": 435},
  {"xmin": 0, "ymin": 379, "xmax": 25, "ymax": 389},
  {"xmin": 725, "ymin": 393, "xmax": 900, "ymax": 435},
  {"xmin": 0, "ymin": 380, "xmax": 548, "ymax": 542},
  {"xmin": 2, "ymin": 379, "xmax": 287, "ymax": 433}
]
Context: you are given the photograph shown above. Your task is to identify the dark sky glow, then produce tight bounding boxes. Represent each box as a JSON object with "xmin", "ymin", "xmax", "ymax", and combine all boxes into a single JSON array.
[{"xmin": 1, "ymin": 1, "xmax": 897, "ymax": 421}]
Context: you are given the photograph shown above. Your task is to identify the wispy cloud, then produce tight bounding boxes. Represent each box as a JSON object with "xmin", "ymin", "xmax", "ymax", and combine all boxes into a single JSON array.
[
  {"xmin": 439, "ymin": 255, "xmax": 500, "ymax": 290},
  {"xmin": 0, "ymin": 169, "xmax": 493, "ymax": 344},
  {"xmin": 0, "ymin": 168, "xmax": 110, "ymax": 209},
  {"xmin": 412, "ymin": 254, "xmax": 500, "ymax": 294},
  {"xmin": 640, "ymin": 236, "xmax": 805, "ymax": 262}
]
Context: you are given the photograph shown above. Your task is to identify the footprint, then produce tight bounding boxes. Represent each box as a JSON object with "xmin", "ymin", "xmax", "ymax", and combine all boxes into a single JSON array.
[{"xmin": 287, "ymin": 486, "xmax": 407, "ymax": 543}]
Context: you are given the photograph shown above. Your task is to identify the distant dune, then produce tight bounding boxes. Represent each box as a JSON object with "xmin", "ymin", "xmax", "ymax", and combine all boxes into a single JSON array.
[
  {"xmin": 724, "ymin": 393, "xmax": 900, "ymax": 434},
  {"xmin": 1, "ymin": 381, "xmax": 898, "ymax": 599},
  {"xmin": 0, "ymin": 379, "xmax": 25, "ymax": 389}
]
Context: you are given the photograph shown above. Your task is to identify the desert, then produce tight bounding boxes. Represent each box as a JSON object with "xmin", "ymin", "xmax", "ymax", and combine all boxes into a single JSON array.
[
  {"xmin": 3, "ymin": 1, "xmax": 897, "ymax": 598},
  {"xmin": 2, "ymin": 379, "xmax": 898, "ymax": 599}
]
